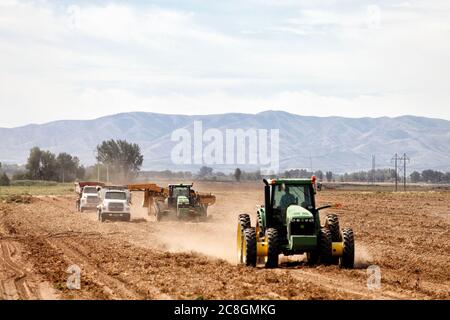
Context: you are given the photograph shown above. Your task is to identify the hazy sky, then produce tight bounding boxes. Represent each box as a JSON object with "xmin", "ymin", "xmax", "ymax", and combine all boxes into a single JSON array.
[{"xmin": 1, "ymin": 0, "xmax": 450, "ymax": 127}]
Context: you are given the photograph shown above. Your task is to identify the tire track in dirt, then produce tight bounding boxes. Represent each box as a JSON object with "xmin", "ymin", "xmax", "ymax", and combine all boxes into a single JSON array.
[
  {"xmin": 0, "ymin": 241, "xmax": 30, "ymax": 299},
  {"xmin": 0, "ymin": 240, "xmax": 45, "ymax": 300},
  {"xmin": 13, "ymin": 203, "xmax": 171, "ymax": 300},
  {"xmin": 283, "ymin": 268, "xmax": 411, "ymax": 300},
  {"xmin": 46, "ymin": 237, "xmax": 171, "ymax": 300}
]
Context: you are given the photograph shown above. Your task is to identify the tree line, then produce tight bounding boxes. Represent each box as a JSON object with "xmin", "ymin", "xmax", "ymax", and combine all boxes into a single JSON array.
[{"xmin": 0, "ymin": 139, "xmax": 143, "ymax": 185}]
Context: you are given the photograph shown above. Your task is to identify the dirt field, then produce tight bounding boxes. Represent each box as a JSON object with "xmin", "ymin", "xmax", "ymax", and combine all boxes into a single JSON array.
[{"xmin": 0, "ymin": 181, "xmax": 449, "ymax": 300}]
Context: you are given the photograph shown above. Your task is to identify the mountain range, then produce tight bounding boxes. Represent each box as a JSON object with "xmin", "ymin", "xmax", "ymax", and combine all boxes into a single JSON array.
[{"xmin": 1, "ymin": 111, "xmax": 449, "ymax": 173}]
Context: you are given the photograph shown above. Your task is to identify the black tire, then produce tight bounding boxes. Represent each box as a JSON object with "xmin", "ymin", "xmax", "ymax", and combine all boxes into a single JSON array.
[
  {"xmin": 307, "ymin": 252, "xmax": 319, "ymax": 266},
  {"xmin": 265, "ymin": 228, "xmax": 279, "ymax": 268},
  {"xmin": 124, "ymin": 214, "xmax": 131, "ymax": 222},
  {"xmin": 239, "ymin": 214, "xmax": 251, "ymax": 230},
  {"xmin": 256, "ymin": 212, "xmax": 265, "ymax": 238},
  {"xmin": 319, "ymin": 227, "xmax": 333, "ymax": 265},
  {"xmin": 237, "ymin": 214, "xmax": 251, "ymax": 264},
  {"xmin": 325, "ymin": 214, "xmax": 342, "ymax": 241},
  {"xmin": 325, "ymin": 214, "xmax": 341, "ymax": 265},
  {"xmin": 243, "ymin": 227, "xmax": 257, "ymax": 267},
  {"xmin": 340, "ymin": 228, "xmax": 355, "ymax": 269}
]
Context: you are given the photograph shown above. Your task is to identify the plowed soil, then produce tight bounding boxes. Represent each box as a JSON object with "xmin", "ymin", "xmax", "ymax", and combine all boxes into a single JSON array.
[{"xmin": 0, "ymin": 182, "xmax": 449, "ymax": 300}]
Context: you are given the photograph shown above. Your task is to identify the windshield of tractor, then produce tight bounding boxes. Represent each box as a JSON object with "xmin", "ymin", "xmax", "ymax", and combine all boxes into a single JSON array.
[
  {"xmin": 105, "ymin": 192, "xmax": 127, "ymax": 200},
  {"xmin": 172, "ymin": 187, "xmax": 190, "ymax": 198},
  {"xmin": 83, "ymin": 187, "xmax": 98, "ymax": 194},
  {"xmin": 273, "ymin": 184, "xmax": 312, "ymax": 210}
]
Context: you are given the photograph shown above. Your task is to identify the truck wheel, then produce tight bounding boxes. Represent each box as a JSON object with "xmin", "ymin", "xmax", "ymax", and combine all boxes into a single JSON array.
[
  {"xmin": 265, "ymin": 228, "xmax": 279, "ymax": 268},
  {"xmin": 319, "ymin": 227, "xmax": 333, "ymax": 265},
  {"xmin": 340, "ymin": 228, "xmax": 355, "ymax": 269},
  {"xmin": 243, "ymin": 227, "xmax": 257, "ymax": 267},
  {"xmin": 124, "ymin": 214, "xmax": 131, "ymax": 222}
]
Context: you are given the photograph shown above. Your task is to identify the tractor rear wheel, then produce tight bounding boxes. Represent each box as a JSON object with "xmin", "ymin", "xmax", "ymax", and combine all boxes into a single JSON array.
[
  {"xmin": 237, "ymin": 214, "xmax": 251, "ymax": 264},
  {"xmin": 340, "ymin": 228, "xmax": 355, "ymax": 269},
  {"xmin": 243, "ymin": 227, "xmax": 257, "ymax": 267},
  {"xmin": 325, "ymin": 214, "xmax": 342, "ymax": 264},
  {"xmin": 319, "ymin": 227, "xmax": 333, "ymax": 265},
  {"xmin": 265, "ymin": 228, "xmax": 279, "ymax": 268}
]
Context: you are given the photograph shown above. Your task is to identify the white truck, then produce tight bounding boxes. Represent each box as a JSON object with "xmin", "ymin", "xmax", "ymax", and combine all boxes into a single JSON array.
[
  {"xmin": 75, "ymin": 181, "xmax": 104, "ymax": 212},
  {"xmin": 97, "ymin": 186, "xmax": 131, "ymax": 222}
]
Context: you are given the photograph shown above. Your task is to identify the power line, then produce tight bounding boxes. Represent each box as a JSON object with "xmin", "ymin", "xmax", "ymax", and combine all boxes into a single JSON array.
[
  {"xmin": 400, "ymin": 153, "xmax": 410, "ymax": 191},
  {"xmin": 391, "ymin": 153, "xmax": 400, "ymax": 191}
]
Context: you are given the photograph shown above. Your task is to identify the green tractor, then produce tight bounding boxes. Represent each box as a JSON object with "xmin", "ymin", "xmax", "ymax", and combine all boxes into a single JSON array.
[
  {"xmin": 156, "ymin": 184, "xmax": 216, "ymax": 221},
  {"xmin": 237, "ymin": 177, "xmax": 354, "ymax": 268}
]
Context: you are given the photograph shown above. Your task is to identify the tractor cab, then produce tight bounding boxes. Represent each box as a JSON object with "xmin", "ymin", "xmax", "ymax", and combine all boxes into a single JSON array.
[
  {"xmin": 168, "ymin": 184, "xmax": 193, "ymax": 208},
  {"xmin": 262, "ymin": 179, "xmax": 319, "ymax": 248}
]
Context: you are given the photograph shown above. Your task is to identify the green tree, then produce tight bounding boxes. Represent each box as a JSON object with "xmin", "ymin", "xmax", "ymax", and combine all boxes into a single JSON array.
[
  {"xmin": 40, "ymin": 151, "xmax": 58, "ymax": 181},
  {"xmin": 198, "ymin": 166, "xmax": 213, "ymax": 178},
  {"xmin": 56, "ymin": 153, "xmax": 82, "ymax": 182},
  {"xmin": 325, "ymin": 171, "xmax": 333, "ymax": 182},
  {"xmin": 97, "ymin": 139, "xmax": 144, "ymax": 182},
  {"xmin": 314, "ymin": 170, "xmax": 324, "ymax": 180},
  {"xmin": 0, "ymin": 172, "xmax": 10, "ymax": 186},
  {"xmin": 410, "ymin": 171, "xmax": 421, "ymax": 183},
  {"xmin": 26, "ymin": 147, "xmax": 43, "ymax": 179},
  {"xmin": 234, "ymin": 168, "xmax": 242, "ymax": 182}
]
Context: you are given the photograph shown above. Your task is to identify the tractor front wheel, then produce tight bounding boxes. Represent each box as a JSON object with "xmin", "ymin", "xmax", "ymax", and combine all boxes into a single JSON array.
[
  {"xmin": 319, "ymin": 227, "xmax": 333, "ymax": 265},
  {"xmin": 307, "ymin": 252, "xmax": 319, "ymax": 266},
  {"xmin": 325, "ymin": 214, "xmax": 342, "ymax": 241},
  {"xmin": 340, "ymin": 228, "xmax": 355, "ymax": 269},
  {"xmin": 265, "ymin": 228, "xmax": 279, "ymax": 268},
  {"xmin": 325, "ymin": 213, "xmax": 342, "ymax": 265},
  {"xmin": 243, "ymin": 227, "xmax": 257, "ymax": 267}
]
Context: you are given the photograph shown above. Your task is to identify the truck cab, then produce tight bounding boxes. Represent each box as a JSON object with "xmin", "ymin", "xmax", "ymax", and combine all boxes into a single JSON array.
[
  {"xmin": 79, "ymin": 186, "xmax": 101, "ymax": 212},
  {"xmin": 97, "ymin": 188, "xmax": 131, "ymax": 222}
]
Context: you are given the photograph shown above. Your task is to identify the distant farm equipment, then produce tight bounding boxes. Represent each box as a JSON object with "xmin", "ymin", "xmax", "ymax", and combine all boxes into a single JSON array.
[
  {"xmin": 74, "ymin": 181, "xmax": 105, "ymax": 212},
  {"xmin": 128, "ymin": 183, "xmax": 216, "ymax": 222}
]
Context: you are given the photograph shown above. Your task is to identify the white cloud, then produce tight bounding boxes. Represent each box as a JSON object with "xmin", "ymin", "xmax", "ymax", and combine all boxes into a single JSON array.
[{"xmin": 0, "ymin": 0, "xmax": 449, "ymax": 127}]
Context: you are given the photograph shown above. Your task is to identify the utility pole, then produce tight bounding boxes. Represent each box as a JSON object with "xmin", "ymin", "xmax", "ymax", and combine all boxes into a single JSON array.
[
  {"xmin": 371, "ymin": 155, "xmax": 376, "ymax": 184},
  {"xmin": 391, "ymin": 153, "xmax": 400, "ymax": 191},
  {"xmin": 93, "ymin": 148, "xmax": 100, "ymax": 182},
  {"xmin": 400, "ymin": 153, "xmax": 410, "ymax": 191}
]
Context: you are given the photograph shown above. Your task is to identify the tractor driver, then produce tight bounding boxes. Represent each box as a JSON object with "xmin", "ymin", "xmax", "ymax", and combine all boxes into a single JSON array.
[{"xmin": 279, "ymin": 185, "xmax": 297, "ymax": 210}]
